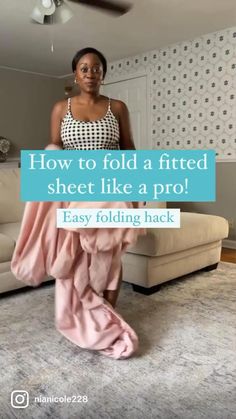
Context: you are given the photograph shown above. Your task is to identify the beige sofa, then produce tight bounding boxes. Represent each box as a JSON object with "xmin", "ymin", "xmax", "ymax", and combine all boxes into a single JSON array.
[
  {"xmin": 122, "ymin": 201, "xmax": 229, "ymax": 294},
  {"xmin": 0, "ymin": 167, "xmax": 229, "ymax": 295},
  {"xmin": 0, "ymin": 167, "xmax": 33, "ymax": 294}
]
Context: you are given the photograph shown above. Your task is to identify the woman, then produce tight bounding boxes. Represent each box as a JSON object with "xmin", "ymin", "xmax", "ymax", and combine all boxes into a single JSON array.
[
  {"xmin": 51, "ymin": 47, "xmax": 140, "ymax": 308},
  {"xmin": 11, "ymin": 47, "xmax": 145, "ymax": 359}
]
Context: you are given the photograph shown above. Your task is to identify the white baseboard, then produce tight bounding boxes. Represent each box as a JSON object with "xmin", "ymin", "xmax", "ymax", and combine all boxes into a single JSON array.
[{"xmin": 222, "ymin": 239, "xmax": 236, "ymax": 249}]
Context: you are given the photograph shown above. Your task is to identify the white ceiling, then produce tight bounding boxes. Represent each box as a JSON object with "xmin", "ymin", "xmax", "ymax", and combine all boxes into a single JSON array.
[{"xmin": 1, "ymin": 0, "xmax": 236, "ymax": 78}]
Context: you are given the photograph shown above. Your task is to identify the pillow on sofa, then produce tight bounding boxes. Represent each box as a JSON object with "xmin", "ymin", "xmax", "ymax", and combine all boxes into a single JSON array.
[{"xmin": 0, "ymin": 168, "xmax": 25, "ymax": 224}]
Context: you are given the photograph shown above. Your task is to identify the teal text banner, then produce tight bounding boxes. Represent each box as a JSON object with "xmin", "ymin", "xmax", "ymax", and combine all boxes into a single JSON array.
[{"xmin": 20, "ymin": 149, "xmax": 215, "ymax": 202}]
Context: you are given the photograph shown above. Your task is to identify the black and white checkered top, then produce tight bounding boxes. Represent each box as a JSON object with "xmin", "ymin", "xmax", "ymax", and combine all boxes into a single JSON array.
[{"xmin": 61, "ymin": 97, "xmax": 120, "ymax": 150}]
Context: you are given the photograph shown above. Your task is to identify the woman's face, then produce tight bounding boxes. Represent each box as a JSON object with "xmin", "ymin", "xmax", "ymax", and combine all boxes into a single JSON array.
[{"xmin": 75, "ymin": 53, "xmax": 104, "ymax": 92}]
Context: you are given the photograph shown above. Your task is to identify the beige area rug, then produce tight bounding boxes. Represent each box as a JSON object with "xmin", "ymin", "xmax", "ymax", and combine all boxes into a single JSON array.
[{"xmin": 0, "ymin": 262, "xmax": 236, "ymax": 419}]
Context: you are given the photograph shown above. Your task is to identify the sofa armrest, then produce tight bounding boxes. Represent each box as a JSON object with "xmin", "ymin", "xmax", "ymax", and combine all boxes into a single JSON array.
[{"xmin": 126, "ymin": 212, "xmax": 229, "ymax": 257}]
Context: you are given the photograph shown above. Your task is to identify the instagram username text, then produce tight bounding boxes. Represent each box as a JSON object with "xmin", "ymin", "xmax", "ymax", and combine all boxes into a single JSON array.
[
  {"xmin": 11, "ymin": 390, "xmax": 88, "ymax": 409},
  {"xmin": 35, "ymin": 394, "xmax": 88, "ymax": 404}
]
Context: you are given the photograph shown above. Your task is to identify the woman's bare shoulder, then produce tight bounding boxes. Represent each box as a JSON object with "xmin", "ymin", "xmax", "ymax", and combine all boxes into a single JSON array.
[
  {"xmin": 110, "ymin": 98, "xmax": 127, "ymax": 108},
  {"xmin": 109, "ymin": 98, "xmax": 128, "ymax": 121},
  {"xmin": 51, "ymin": 99, "xmax": 68, "ymax": 120}
]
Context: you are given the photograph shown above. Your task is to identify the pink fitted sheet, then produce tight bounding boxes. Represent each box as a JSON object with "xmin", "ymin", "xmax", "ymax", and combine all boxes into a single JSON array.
[{"xmin": 11, "ymin": 145, "xmax": 146, "ymax": 359}]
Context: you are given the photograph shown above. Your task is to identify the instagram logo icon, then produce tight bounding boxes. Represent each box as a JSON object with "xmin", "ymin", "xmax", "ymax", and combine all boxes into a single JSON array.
[{"xmin": 11, "ymin": 390, "xmax": 29, "ymax": 408}]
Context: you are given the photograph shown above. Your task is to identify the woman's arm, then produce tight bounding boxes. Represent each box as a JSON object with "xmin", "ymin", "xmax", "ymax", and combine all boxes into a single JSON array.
[
  {"xmin": 116, "ymin": 101, "xmax": 136, "ymax": 150},
  {"xmin": 49, "ymin": 101, "xmax": 64, "ymax": 149},
  {"xmin": 115, "ymin": 100, "xmax": 146, "ymax": 206}
]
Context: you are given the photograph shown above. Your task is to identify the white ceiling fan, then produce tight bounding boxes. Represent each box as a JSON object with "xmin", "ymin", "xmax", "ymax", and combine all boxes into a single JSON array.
[{"xmin": 31, "ymin": 0, "xmax": 132, "ymax": 24}]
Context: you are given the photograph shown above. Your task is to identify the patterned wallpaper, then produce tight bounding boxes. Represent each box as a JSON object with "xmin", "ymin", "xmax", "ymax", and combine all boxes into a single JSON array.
[{"xmin": 106, "ymin": 26, "xmax": 236, "ymax": 160}]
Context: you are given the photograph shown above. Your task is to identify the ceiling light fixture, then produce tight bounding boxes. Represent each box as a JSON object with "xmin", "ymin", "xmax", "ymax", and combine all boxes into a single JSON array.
[{"xmin": 31, "ymin": 0, "xmax": 73, "ymax": 24}]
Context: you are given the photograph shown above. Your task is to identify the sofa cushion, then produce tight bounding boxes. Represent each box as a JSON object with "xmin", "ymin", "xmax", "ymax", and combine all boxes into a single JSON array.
[
  {"xmin": 0, "ymin": 168, "xmax": 25, "ymax": 223},
  {"xmin": 0, "ymin": 233, "xmax": 15, "ymax": 263},
  {"xmin": 127, "ymin": 212, "xmax": 229, "ymax": 257},
  {"xmin": 0, "ymin": 222, "xmax": 21, "ymax": 242}
]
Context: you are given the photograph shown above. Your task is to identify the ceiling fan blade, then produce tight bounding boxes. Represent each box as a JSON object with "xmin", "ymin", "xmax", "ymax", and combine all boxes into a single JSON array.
[{"xmin": 68, "ymin": 0, "xmax": 132, "ymax": 16}]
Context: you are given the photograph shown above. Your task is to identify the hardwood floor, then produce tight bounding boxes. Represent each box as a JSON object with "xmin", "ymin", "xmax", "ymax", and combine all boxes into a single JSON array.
[{"xmin": 221, "ymin": 248, "xmax": 236, "ymax": 263}]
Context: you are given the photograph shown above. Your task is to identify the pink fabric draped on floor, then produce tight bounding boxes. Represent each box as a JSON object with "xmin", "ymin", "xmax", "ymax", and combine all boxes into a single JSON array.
[{"xmin": 11, "ymin": 146, "xmax": 146, "ymax": 359}]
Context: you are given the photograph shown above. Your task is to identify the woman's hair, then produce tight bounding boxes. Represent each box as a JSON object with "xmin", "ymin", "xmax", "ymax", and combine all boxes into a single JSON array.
[{"xmin": 72, "ymin": 47, "xmax": 107, "ymax": 78}]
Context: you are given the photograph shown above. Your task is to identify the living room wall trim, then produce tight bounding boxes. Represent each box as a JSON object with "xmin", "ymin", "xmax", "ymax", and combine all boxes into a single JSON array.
[
  {"xmin": 222, "ymin": 239, "xmax": 236, "ymax": 249},
  {"xmin": 0, "ymin": 65, "xmax": 55, "ymax": 79}
]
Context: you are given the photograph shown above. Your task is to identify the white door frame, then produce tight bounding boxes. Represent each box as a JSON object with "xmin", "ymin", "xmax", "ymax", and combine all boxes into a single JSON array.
[{"xmin": 104, "ymin": 71, "xmax": 152, "ymax": 150}]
